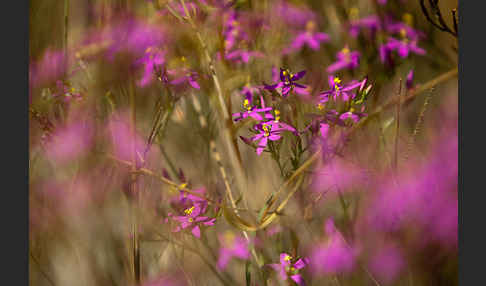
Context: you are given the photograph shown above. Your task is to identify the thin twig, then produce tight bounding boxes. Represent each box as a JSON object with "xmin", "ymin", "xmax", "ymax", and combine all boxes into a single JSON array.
[
  {"xmin": 351, "ymin": 68, "xmax": 457, "ymax": 134},
  {"xmin": 30, "ymin": 251, "xmax": 56, "ymax": 286},
  {"xmin": 393, "ymin": 79, "xmax": 402, "ymax": 171}
]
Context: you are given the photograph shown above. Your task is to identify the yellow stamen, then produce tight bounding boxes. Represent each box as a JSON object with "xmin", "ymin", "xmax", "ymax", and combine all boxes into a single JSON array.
[
  {"xmin": 334, "ymin": 77, "xmax": 342, "ymax": 84},
  {"xmin": 262, "ymin": 124, "xmax": 270, "ymax": 137},
  {"xmin": 274, "ymin": 109, "xmax": 281, "ymax": 121},
  {"xmin": 284, "ymin": 255, "xmax": 292, "ymax": 262},
  {"xmin": 181, "ymin": 56, "xmax": 186, "ymax": 62},
  {"xmin": 318, "ymin": 103, "xmax": 324, "ymax": 110},
  {"xmin": 184, "ymin": 206, "xmax": 195, "ymax": 215},
  {"xmin": 341, "ymin": 47, "xmax": 350, "ymax": 54}
]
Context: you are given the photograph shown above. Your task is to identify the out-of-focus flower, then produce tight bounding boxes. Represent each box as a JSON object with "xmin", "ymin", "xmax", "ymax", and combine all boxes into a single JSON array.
[
  {"xmin": 168, "ymin": 69, "xmax": 201, "ymax": 90},
  {"xmin": 137, "ymin": 46, "xmax": 166, "ymax": 87},
  {"xmin": 217, "ymin": 231, "xmax": 250, "ymax": 269},
  {"xmin": 107, "ymin": 111, "xmax": 146, "ymax": 162},
  {"xmin": 385, "ymin": 36, "xmax": 425, "ymax": 58},
  {"xmin": 283, "ymin": 20, "xmax": 330, "ymax": 54},
  {"xmin": 326, "ymin": 46, "xmax": 360, "ymax": 74},
  {"xmin": 368, "ymin": 244, "xmax": 405, "ymax": 284},
  {"xmin": 365, "ymin": 134, "xmax": 458, "ymax": 248},
  {"xmin": 224, "ymin": 49, "xmax": 264, "ymax": 64},
  {"xmin": 309, "ymin": 219, "xmax": 356, "ymax": 275},
  {"xmin": 312, "ymin": 156, "xmax": 367, "ymax": 195},
  {"xmin": 46, "ymin": 121, "xmax": 93, "ymax": 164},
  {"xmin": 268, "ymin": 253, "xmax": 309, "ymax": 286},
  {"xmin": 264, "ymin": 68, "xmax": 307, "ymax": 97},
  {"xmin": 30, "ymin": 49, "xmax": 67, "ymax": 87},
  {"xmin": 96, "ymin": 17, "xmax": 166, "ymax": 61},
  {"xmin": 406, "ymin": 69, "xmax": 414, "ymax": 90},
  {"xmin": 349, "ymin": 14, "xmax": 381, "ymax": 38},
  {"xmin": 272, "ymin": 0, "xmax": 317, "ymax": 28}
]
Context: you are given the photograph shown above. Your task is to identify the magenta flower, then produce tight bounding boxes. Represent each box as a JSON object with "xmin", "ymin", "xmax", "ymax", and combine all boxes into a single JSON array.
[
  {"xmin": 339, "ymin": 108, "xmax": 367, "ymax": 123},
  {"xmin": 326, "ymin": 47, "xmax": 360, "ymax": 74},
  {"xmin": 264, "ymin": 68, "xmax": 307, "ymax": 97},
  {"xmin": 46, "ymin": 121, "xmax": 93, "ymax": 164},
  {"xmin": 284, "ymin": 20, "xmax": 329, "ymax": 54},
  {"xmin": 269, "ymin": 253, "xmax": 309, "ymax": 286},
  {"xmin": 101, "ymin": 18, "xmax": 167, "ymax": 61},
  {"xmin": 250, "ymin": 120, "xmax": 297, "ymax": 155},
  {"xmin": 30, "ymin": 49, "xmax": 67, "ymax": 87},
  {"xmin": 170, "ymin": 203, "xmax": 216, "ymax": 238},
  {"xmin": 178, "ymin": 187, "xmax": 207, "ymax": 205},
  {"xmin": 385, "ymin": 19, "xmax": 425, "ymax": 41},
  {"xmin": 168, "ymin": 69, "xmax": 201, "ymax": 90},
  {"xmin": 216, "ymin": 231, "xmax": 250, "ymax": 269},
  {"xmin": 136, "ymin": 46, "xmax": 166, "ymax": 87},
  {"xmin": 385, "ymin": 36, "xmax": 425, "ymax": 58},
  {"xmin": 319, "ymin": 76, "xmax": 364, "ymax": 105},
  {"xmin": 368, "ymin": 244, "xmax": 405, "ymax": 284},
  {"xmin": 406, "ymin": 69, "xmax": 414, "ymax": 90},
  {"xmin": 273, "ymin": 0, "xmax": 317, "ymax": 28},
  {"xmin": 224, "ymin": 49, "xmax": 264, "ymax": 64},
  {"xmin": 309, "ymin": 219, "xmax": 356, "ymax": 275},
  {"xmin": 232, "ymin": 93, "xmax": 274, "ymax": 122},
  {"xmin": 222, "ymin": 10, "xmax": 248, "ymax": 52},
  {"xmin": 349, "ymin": 15, "xmax": 380, "ymax": 38}
]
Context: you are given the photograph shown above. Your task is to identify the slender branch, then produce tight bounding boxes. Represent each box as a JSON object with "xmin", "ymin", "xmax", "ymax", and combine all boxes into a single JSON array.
[
  {"xmin": 30, "ymin": 251, "xmax": 56, "ymax": 286},
  {"xmin": 393, "ymin": 79, "xmax": 402, "ymax": 171},
  {"xmin": 351, "ymin": 68, "xmax": 458, "ymax": 134}
]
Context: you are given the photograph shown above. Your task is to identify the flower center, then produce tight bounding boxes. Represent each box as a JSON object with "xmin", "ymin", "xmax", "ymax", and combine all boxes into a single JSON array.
[
  {"xmin": 334, "ymin": 77, "xmax": 342, "ymax": 91},
  {"xmin": 262, "ymin": 124, "xmax": 271, "ymax": 137},
  {"xmin": 274, "ymin": 109, "xmax": 281, "ymax": 122},
  {"xmin": 284, "ymin": 255, "xmax": 292, "ymax": 262},
  {"xmin": 243, "ymin": 99, "xmax": 251, "ymax": 111},
  {"xmin": 184, "ymin": 206, "xmax": 195, "ymax": 216},
  {"xmin": 317, "ymin": 103, "xmax": 324, "ymax": 110}
]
